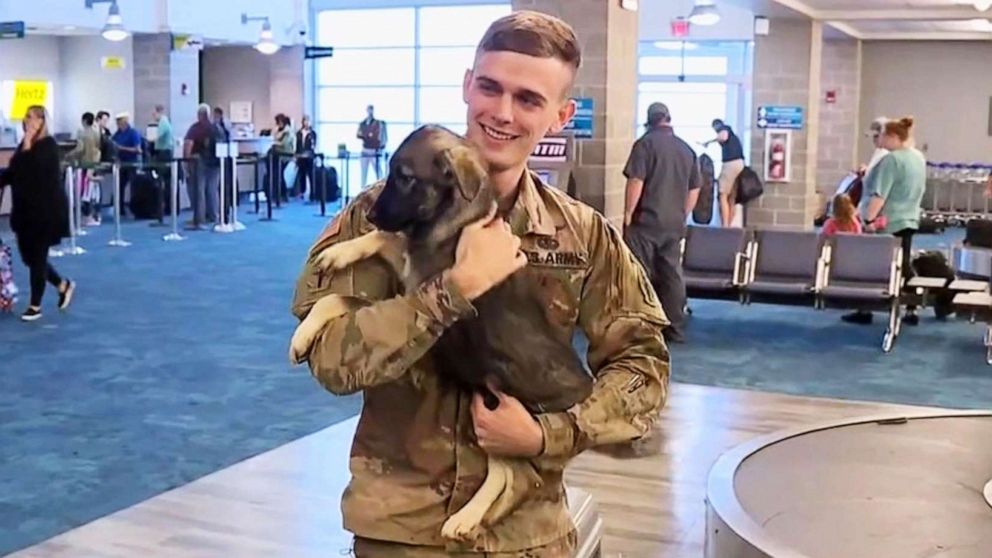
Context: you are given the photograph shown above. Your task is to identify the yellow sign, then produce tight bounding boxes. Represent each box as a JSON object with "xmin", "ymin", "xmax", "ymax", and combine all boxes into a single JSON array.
[
  {"xmin": 101, "ymin": 56, "xmax": 126, "ymax": 70},
  {"xmin": 10, "ymin": 80, "xmax": 48, "ymax": 119},
  {"xmin": 172, "ymin": 34, "xmax": 203, "ymax": 51}
]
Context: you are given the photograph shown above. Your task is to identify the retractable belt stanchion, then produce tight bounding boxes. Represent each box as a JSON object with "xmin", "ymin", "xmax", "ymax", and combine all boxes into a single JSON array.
[
  {"xmin": 214, "ymin": 143, "xmax": 234, "ymax": 233},
  {"xmin": 231, "ymin": 155, "xmax": 246, "ymax": 231},
  {"xmin": 108, "ymin": 163, "xmax": 131, "ymax": 247},
  {"xmin": 74, "ymin": 168, "xmax": 88, "ymax": 238},
  {"xmin": 260, "ymin": 150, "xmax": 276, "ymax": 222},
  {"xmin": 251, "ymin": 154, "xmax": 261, "ymax": 215},
  {"xmin": 60, "ymin": 167, "xmax": 85, "ymax": 256},
  {"xmin": 163, "ymin": 159, "xmax": 185, "ymax": 242},
  {"xmin": 316, "ymin": 154, "xmax": 327, "ymax": 217}
]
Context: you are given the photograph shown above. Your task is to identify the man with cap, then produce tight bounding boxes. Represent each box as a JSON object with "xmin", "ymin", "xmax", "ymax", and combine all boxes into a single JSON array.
[
  {"xmin": 111, "ymin": 112, "xmax": 143, "ymax": 217},
  {"xmin": 622, "ymin": 102, "xmax": 701, "ymax": 343}
]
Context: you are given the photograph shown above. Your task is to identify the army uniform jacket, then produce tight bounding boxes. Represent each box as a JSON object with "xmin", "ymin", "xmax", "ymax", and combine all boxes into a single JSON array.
[{"xmin": 290, "ymin": 171, "xmax": 671, "ymax": 554}]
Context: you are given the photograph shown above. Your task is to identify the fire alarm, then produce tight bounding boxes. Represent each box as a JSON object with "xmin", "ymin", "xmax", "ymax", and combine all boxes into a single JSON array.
[
  {"xmin": 180, "ymin": 83, "xmax": 189, "ymax": 96},
  {"xmin": 825, "ymin": 90, "xmax": 837, "ymax": 104},
  {"xmin": 671, "ymin": 17, "xmax": 690, "ymax": 38},
  {"xmin": 620, "ymin": 0, "xmax": 639, "ymax": 10}
]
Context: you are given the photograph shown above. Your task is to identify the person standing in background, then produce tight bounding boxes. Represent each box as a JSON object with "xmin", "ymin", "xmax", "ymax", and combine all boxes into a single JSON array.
[
  {"xmin": 151, "ymin": 105, "xmax": 174, "ymax": 221},
  {"xmin": 183, "ymin": 104, "xmax": 222, "ymax": 229},
  {"xmin": 213, "ymin": 106, "xmax": 233, "ymax": 223},
  {"xmin": 623, "ymin": 102, "xmax": 701, "ymax": 344},
  {"xmin": 295, "ymin": 115, "xmax": 317, "ymax": 200},
  {"xmin": 273, "ymin": 114, "xmax": 295, "ymax": 202},
  {"xmin": 111, "ymin": 112, "xmax": 143, "ymax": 218},
  {"xmin": 845, "ymin": 116, "xmax": 926, "ymax": 326},
  {"xmin": 704, "ymin": 118, "xmax": 745, "ymax": 227},
  {"xmin": 65, "ymin": 112, "xmax": 102, "ymax": 226},
  {"xmin": 356, "ymin": 104, "xmax": 386, "ymax": 187},
  {"xmin": 0, "ymin": 106, "xmax": 75, "ymax": 322}
]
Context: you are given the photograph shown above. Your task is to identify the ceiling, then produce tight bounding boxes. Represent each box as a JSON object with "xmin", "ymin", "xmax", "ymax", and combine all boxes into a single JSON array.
[{"xmin": 725, "ymin": 0, "xmax": 992, "ymax": 40}]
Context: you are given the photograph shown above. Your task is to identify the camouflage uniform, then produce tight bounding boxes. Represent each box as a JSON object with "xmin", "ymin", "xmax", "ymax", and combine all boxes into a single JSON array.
[{"xmin": 290, "ymin": 171, "xmax": 671, "ymax": 556}]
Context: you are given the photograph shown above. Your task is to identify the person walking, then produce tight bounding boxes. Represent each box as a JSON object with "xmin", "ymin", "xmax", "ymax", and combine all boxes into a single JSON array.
[
  {"xmin": 0, "ymin": 105, "xmax": 75, "ymax": 321},
  {"xmin": 623, "ymin": 102, "xmax": 701, "ymax": 343}
]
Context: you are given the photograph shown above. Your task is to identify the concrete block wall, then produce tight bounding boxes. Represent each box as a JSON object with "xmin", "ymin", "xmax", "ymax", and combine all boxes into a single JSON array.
[
  {"xmin": 747, "ymin": 19, "xmax": 816, "ymax": 229},
  {"xmin": 132, "ymin": 34, "xmax": 173, "ymax": 132},
  {"xmin": 511, "ymin": 0, "xmax": 637, "ymax": 226},
  {"xmin": 817, "ymin": 38, "xmax": 860, "ymax": 199}
]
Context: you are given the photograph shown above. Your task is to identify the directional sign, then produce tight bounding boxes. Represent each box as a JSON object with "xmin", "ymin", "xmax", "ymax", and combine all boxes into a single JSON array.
[
  {"xmin": 305, "ymin": 46, "xmax": 335, "ymax": 59},
  {"xmin": 563, "ymin": 97, "xmax": 593, "ymax": 138},
  {"xmin": 0, "ymin": 21, "xmax": 25, "ymax": 40},
  {"xmin": 757, "ymin": 105, "xmax": 804, "ymax": 130}
]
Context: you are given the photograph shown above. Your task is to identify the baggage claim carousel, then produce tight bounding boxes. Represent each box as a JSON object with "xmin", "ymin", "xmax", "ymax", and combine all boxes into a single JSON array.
[{"xmin": 704, "ymin": 411, "xmax": 992, "ymax": 557}]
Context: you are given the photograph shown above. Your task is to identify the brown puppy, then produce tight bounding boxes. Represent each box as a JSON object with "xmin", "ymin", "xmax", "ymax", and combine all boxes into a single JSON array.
[{"xmin": 289, "ymin": 125, "xmax": 592, "ymax": 541}]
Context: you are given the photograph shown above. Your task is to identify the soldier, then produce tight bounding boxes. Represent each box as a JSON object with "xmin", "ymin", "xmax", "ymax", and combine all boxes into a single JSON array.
[{"xmin": 291, "ymin": 11, "xmax": 670, "ymax": 557}]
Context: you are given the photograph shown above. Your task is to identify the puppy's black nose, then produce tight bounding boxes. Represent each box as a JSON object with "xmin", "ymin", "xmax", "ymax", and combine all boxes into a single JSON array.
[{"xmin": 366, "ymin": 207, "xmax": 378, "ymax": 225}]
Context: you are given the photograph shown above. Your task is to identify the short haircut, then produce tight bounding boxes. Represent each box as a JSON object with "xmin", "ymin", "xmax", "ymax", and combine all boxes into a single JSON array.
[
  {"xmin": 476, "ymin": 11, "xmax": 581, "ymax": 73},
  {"xmin": 213, "ymin": 106, "xmax": 224, "ymax": 115},
  {"xmin": 82, "ymin": 112, "xmax": 95, "ymax": 126},
  {"xmin": 154, "ymin": 104, "xmax": 166, "ymax": 113},
  {"xmin": 97, "ymin": 110, "xmax": 110, "ymax": 120},
  {"xmin": 197, "ymin": 103, "xmax": 211, "ymax": 116},
  {"xmin": 712, "ymin": 118, "xmax": 724, "ymax": 128}
]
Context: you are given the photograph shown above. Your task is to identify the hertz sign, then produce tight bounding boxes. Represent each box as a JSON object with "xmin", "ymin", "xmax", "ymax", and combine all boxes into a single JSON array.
[{"xmin": 4, "ymin": 80, "xmax": 49, "ymax": 119}]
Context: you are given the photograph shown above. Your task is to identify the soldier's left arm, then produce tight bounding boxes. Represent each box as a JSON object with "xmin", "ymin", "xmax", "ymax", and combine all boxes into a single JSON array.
[{"xmin": 535, "ymin": 213, "xmax": 671, "ymax": 459}]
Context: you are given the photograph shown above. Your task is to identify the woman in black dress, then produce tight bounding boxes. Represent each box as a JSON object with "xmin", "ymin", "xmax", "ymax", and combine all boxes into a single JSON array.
[{"xmin": 0, "ymin": 105, "xmax": 75, "ymax": 321}]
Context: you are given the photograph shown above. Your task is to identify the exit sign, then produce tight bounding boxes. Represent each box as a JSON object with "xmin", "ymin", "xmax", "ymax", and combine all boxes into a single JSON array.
[{"xmin": 671, "ymin": 18, "xmax": 689, "ymax": 38}]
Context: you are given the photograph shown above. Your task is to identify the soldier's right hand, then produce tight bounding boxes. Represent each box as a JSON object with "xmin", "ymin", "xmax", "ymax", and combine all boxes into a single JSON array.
[{"xmin": 449, "ymin": 204, "xmax": 527, "ymax": 301}]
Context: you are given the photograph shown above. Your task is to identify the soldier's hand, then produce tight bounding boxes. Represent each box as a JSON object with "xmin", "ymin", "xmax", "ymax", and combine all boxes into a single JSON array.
[
  {"xmin": 472, "ymin": 389, "xmax": 544, "ymax": 458},
  {"xmin": 449, "ymin": 204, "xmax": 527, "ymax": 301}
]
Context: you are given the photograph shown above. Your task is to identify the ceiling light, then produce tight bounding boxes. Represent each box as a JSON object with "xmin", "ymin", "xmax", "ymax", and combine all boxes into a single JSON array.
[
  {"xmin": 85, "ymin": 0, "xmax": 129, "ymax": 41},
  {"xmin": 975, "ymin": 1, "xmax": 992, "ymax": 11},
  {"xmin": 242, "ymin": 13, "xmax": 281, "ymax": 55},
  {"xmin": 688, "ymin": 0, "xmax": 721, "ymax": 26}
]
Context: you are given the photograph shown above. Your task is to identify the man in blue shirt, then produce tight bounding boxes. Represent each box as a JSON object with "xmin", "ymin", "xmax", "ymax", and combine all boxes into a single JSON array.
[{"xmin": 112, "ymin": 112, "xmax": 143, "ymax": 217}]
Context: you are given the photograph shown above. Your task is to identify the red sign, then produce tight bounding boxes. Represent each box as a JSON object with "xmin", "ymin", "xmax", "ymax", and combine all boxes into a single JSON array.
[
  {"xmin": 671, "ymin": 18, "xmax": 690, "ymax": 38},
  {"xmin": 825, "ymin": 90, "xmax": 837, "ymax": 104}
]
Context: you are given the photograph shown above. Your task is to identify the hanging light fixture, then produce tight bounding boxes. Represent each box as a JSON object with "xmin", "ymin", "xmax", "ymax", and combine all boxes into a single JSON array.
[
  {"xmin": 85, "ymin": 0, "xmax": 129, "ymax": 42},
  {"xmin": 975, "ymin": 0, "xmax": 992, "ymax": 11},
  {"xmin": 688, "ymin": 0, "xmax": 721, "ymax": 26},
  {"xmin": 242, "ymin": 13, "xmax": 281, "ymax": 55}
]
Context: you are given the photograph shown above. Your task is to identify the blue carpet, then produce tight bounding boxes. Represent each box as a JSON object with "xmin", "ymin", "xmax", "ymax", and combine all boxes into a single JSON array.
[
  {"xmin": 0, "ymin": 202, "xmax": 361, "ymax": 555},
  {"xmin": 1, "ymin": 206, "xmax": 989, "ymax": 554}
]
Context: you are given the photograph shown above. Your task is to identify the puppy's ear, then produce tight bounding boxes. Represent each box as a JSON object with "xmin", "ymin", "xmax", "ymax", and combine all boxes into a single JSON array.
[{"xmin": 444, "ymin": 145, "xmax": 486, "ymax": 201}]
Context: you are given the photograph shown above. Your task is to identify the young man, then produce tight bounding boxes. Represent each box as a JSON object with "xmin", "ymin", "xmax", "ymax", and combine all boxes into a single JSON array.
[
  {"xmin": 623, "ymin": 102, "xmax": 701, "ymax": 344},
  {"xmin": 291, "ymin": 11, "xmax": 670, "ymax": 557},
  {"xmin": 704, "ymin": 118, "xmax": 745, "ymax": 227}
]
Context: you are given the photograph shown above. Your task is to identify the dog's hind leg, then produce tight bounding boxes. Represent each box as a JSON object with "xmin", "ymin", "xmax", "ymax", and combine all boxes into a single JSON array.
[
  {"xmin": 289, "ymin": 294, "xmax": 364, "ymax": 364},
  {"xmin": 313, "ymin": 230, "xmax": 407, "ymax": 277},
  {"xmin": 440, "ymin": 456, "xmax": 512, "ymax": 541}
]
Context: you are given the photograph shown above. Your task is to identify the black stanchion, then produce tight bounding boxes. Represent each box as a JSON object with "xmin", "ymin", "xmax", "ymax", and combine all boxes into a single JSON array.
[
  {"xmin": 317, "ymin": 154, "xmax": 327, "ymax": 217},
  {"xmin": 260, "ymin": 151, "xmax": 276, "ymax": 222}
]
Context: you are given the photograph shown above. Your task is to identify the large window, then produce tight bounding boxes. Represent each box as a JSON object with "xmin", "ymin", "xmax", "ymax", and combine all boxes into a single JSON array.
[
  {"xmin": 315, "ymin": 4, "xmax": 511, "ymax": 157},
  {"xmin": 636, "ymin": 41, "xmax": 753, "ymax": 166}
]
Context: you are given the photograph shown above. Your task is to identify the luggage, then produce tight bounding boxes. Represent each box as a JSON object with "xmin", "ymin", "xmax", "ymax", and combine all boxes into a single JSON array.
[
  {"xmin": 734, "ymin": 166, "xmax": 764, "ymax": 205},
  {"xmin": 964, "ymin": 218, "xmax": 992, "ymax": 248},
  {"xmin": 128, "ymin": 171, "xmax": 162, "ymax": 220},
  {"xmin": 912, "ymin": 250, "xmax": 956, "ymax": 319},
  {"xmin": 0, "ymin": 241, "xmax": 18, "ymax": 312},
  {"xmin": 310, "ymin": 165, "xmax": 340, "ymax": 203},
  {"xmin": 917, "ymin": 215, "xmax": 944, "ymax": 235},
  {"xmin": 692, "ymin": 153, "xmax": 715, "ymax": 225}
]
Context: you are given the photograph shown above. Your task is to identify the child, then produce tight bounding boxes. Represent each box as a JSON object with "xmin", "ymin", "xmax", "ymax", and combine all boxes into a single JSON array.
[
  {"xmin": 0, "ymin": 237, "xmax": 18, "ymax": 312},
  {"xmin": 822, "ymin": 193, "xmax": 865, "ymax": 236}
]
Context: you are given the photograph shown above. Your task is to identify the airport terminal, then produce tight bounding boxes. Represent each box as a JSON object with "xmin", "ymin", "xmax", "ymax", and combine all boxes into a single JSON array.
[{"xmin": 1, "ymin": 0, "xmax": 992, "ymax": 556}]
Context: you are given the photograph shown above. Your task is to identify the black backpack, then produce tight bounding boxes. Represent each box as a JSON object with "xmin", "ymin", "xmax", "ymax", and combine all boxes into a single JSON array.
[
  {"xmin": 693, "ymin": 154, "xmax": 716, "ymax": 225},
  {"xmin": 965, "ymin": 219, "xmax": 992, "ymax": 248},
  {"xmin": 734, "ymin": 166, "xmax": 764, "ymax": 205}
]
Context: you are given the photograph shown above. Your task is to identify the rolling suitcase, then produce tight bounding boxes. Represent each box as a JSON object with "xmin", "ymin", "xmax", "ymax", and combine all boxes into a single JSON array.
[{"xmin": 692, "ymin": 154, "xmax": 715, "ymax": 225}]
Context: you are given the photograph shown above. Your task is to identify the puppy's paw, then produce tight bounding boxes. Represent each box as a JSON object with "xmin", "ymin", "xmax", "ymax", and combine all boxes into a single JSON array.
[
  {"xmin": 313, "ymin": 243, "xmax": 359, "ymax": 272},
  {"xmin": 288, "ymin": 314, "xmax": 324, "ymax": 365},
  {"xmin": 440, "ymin": 504, "xmax": 486, "ymax": 542}
]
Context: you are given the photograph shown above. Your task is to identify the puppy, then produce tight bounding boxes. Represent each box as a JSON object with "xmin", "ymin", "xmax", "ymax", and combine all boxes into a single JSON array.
[{"xmin": 289, "ymin": 125, "xmax": 593, "ymax": 541}]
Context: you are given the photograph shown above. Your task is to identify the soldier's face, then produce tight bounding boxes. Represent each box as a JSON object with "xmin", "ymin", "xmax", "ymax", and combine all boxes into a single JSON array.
[{"xmin": 463, "ymin": 51, "xmax": 576, "ymax": 174}]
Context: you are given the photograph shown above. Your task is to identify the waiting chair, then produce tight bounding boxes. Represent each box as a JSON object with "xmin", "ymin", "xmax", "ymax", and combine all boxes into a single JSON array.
[
  {"xmin": 818, "ymin": 234, "xmax": 903, "ymax": 352},
  {"xmin": 681, "ymin": 226, "xmax": 750, "ymax": 301},
  {"xmin": 743, "ymin": 230, "xmax": 824, "ymax": 307}
]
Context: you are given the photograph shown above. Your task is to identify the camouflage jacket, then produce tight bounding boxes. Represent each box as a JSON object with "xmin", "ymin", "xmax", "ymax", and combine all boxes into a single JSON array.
[{"xmin": 290, "ymin": 171, "xmax": 671, "ymax": 553}]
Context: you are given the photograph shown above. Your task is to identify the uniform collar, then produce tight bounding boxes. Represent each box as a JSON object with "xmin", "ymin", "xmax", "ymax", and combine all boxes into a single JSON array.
[{"xmin": 507, "ymin": 170, "xmax": 557, "ymax": 237}]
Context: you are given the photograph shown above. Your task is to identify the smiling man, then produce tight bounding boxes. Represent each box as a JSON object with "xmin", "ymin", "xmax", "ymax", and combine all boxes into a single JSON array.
[{"xmin": 291, "ymin": 10, "xmax": 670, "ymax": 557}]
